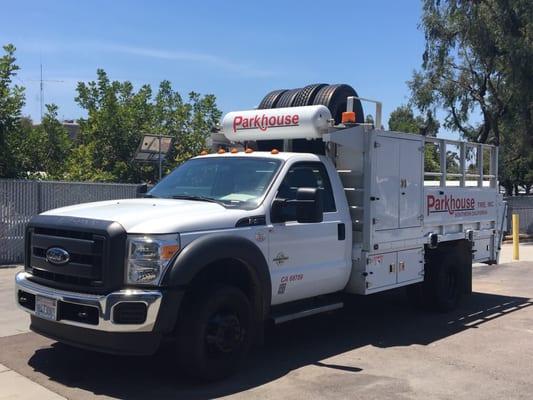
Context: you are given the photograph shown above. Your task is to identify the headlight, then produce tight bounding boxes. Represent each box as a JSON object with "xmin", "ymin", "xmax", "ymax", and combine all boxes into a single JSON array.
[{"xmin": 125, "ymin": 234, "xmax": 180, "ymax": 285}]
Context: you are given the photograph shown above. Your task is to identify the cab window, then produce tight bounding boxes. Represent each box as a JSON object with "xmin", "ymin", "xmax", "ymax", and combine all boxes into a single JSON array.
[{"xmin": 275, "ymin": 162, "xmax": 336, "ymax": 217}]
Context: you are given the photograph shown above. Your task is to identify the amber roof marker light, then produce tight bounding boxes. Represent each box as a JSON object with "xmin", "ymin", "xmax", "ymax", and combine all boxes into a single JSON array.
[
  {"xmin": 271, "ymin": 149, "xmax": 279, "ymax": 154},
  {"xmin": 341, "ymin": 111, "xmax": 356, "ymax": 124},
  {"xmin": 217, "ymin": 148, "xmax": 226, "ymax": 154}
]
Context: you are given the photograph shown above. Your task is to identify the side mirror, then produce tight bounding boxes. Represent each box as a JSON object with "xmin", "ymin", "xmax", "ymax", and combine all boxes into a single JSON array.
[
  {"xmin": 271, "ymin": 187, "xmax": 323, "ymax": 224},
  {"xmin": 271, "ymin": 199, "xmax": 287, "ymax": 223},
  {"xmin": 290, "ymin": 187, "xmax": 323, "ymax": 223}
]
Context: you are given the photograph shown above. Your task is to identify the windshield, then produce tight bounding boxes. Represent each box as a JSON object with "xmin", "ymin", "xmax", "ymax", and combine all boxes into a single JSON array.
[{"xmin": 148, "ymin": 157, "xmax": 282, "ymax": 209}]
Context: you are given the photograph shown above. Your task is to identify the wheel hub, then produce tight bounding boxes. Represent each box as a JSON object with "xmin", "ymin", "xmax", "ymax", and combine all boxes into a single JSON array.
[{"xmin": 206, "ymin": 312, "xmax": 244, "ymax": 354}]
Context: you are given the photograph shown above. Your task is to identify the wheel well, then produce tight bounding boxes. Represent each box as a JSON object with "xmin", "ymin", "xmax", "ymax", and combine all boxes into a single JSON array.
[
  {"xmin": 189, "ymin": 258, "xmax": 254, "ymax": 298},
  {"xmin": 183, "ymin": 258, "xmax": 264, "ymax": 323},
  {"xmin": 425, "ymin": 239, "xmax": 471, "ymax": 261}
]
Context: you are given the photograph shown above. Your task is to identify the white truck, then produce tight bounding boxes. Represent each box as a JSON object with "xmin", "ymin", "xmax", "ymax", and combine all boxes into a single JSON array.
[{"xmin": 15, "ymin": 84, "xmax": 506, "ymax": 380}]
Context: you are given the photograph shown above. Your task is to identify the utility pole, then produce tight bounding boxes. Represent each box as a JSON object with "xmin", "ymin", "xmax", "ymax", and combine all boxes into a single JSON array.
[
  {"xmin": 29, "ymin": 64, "xmax": 64, "ymax": 121},
  {"xmin": 158, "ymin": 133, "xmax": 163, "ymax": 181}
]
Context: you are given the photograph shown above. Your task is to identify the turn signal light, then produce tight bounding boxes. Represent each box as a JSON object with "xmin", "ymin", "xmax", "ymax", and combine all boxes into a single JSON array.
[
  {"xmin": 341, "ymin": 111, "xmax": 356, "ymax": 124},
  {"xmin": 161, "ymin": 244, "xmax": 180, "ymax": 260}
]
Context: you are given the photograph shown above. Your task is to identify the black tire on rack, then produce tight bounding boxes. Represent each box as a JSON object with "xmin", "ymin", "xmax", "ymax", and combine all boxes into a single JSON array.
[
  {"xmin": 257, "ymin": 89, "xmax": 288, "ymax": 109},
  {"xmin": 312, "ymin": 84, "xmax": 364, "ymax": 124},
  {"xmin": 292, "ymin": 83, "xmax": 328, "ymax": 107},
  {"xmin": 275, "ymin": 88, "xmax": 301, "ymax": 108}
]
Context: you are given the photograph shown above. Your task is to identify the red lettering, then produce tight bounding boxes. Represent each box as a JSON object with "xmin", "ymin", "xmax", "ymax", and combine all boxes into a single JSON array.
[
  {"xmin": 233, "ymin": 116, "xmax": 242, "ymax": 132},
  {"xmin": 292, "ymin": 115, "xmax": 299, "ymax": 125},
  {"xmin": 427, "ymin": 195, "xmax": 435, "ymax": 215},
  {"xmin": 232, "ymin": 112, "xmax": 300, "ymax": 133}
]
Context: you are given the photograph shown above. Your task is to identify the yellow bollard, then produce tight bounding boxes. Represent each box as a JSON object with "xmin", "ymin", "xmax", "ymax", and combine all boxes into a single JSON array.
[{"xmin": 512, "ymin": 213, "xmax": 519, "ymax": 260}]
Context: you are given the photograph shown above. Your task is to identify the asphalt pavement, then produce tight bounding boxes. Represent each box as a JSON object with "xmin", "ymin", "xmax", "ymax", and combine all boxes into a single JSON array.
[{"xmin": 0, "ymin": 244, "xmax": 532, "ymax": 399}]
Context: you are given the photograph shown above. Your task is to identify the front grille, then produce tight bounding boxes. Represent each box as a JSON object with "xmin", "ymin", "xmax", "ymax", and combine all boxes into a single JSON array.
[
  {"xmin": 25, "ymin": 215, "xmax": 126, "ymax": 294},
  {"xmin": 29, "ymin": 228, "xmax": 105, "ymax": 288},
  {"xmin": 31, "ymin": 268, "xmax": 96, "ymax": 287}
]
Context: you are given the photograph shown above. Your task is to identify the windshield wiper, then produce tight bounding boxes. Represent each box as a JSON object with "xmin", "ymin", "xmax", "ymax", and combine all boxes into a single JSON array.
[{"xmin": 171, "ymin": 195, "xmax": 226, "ymax": 207}]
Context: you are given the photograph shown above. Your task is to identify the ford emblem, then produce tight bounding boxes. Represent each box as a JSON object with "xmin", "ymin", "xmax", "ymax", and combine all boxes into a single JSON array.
[{"xmin": 45, "ymin": 247, "xmax": 70, "ymax": 265}]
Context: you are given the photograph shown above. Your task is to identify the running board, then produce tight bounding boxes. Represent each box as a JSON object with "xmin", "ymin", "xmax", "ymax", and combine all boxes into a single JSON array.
[{"xmin": 273, "ymin": 302, "xmax": 344, "ymax": 324}]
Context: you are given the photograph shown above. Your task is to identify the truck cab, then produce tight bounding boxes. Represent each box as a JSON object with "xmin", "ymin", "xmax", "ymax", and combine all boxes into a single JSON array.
[{"xmin": 16, "ymin": 90, "xmax": 506, "ymax": 380}]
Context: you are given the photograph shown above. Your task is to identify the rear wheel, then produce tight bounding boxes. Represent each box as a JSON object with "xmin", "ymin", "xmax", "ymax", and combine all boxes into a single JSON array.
[
  {"xmin": 407, "ymin": 252, "xmax": 464, "ymax": 312},
  {"xmin": 432, "ymin": 253, "xmax": 464, "ymax": 312},
  {"xmin": 176, "ymin": 285, "xmax": 253, "ymax": 380}
]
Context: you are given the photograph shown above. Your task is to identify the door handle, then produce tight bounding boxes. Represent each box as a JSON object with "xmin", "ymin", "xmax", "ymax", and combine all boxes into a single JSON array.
[{"xmin": 338, "ymin": 223, "xmax": 346, "ymax": 240}]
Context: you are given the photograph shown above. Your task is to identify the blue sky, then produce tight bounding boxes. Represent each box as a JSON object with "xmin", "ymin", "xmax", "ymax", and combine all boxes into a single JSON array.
[{"xmin": 2, "ymin": 0, "xmax": 434, "ymax": 132}]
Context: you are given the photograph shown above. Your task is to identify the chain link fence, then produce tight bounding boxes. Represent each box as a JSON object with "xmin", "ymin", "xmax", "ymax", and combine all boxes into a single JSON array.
[
  {"xmin": 0, "ymin": 180, "xmax": 146, "ymax": 264},
  {"xmin": 505, "ymin": 196, "xmax": 533, "ymax": 235},
  {"xmin": 2, "ymin": 180, "xmax": 532, "ymax": 264}
]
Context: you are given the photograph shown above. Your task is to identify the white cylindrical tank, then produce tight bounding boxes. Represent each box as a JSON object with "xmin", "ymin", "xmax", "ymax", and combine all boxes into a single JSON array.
[{"xmin": 222, "ymin": 105, "xmax": 332, "ymax": 142}]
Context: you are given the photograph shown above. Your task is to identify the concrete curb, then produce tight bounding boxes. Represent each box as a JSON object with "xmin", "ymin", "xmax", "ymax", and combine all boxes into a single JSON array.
[
  {"xmin": 0, "ymin": 363, "xmax": 66, "ymax": 399},
  {"xmin": 0, "ymin": 264, "xmax": 22, "ymax": 269}
]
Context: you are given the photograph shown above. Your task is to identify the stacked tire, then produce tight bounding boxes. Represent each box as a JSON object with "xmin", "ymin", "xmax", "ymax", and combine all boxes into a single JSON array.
[
  {"xmin": 257, "ymin": 83, "xmax": 364, "ymax": 124},
  {"xmin": 256, "ymin": 83, "xmax": 364, "ymax": 153}
]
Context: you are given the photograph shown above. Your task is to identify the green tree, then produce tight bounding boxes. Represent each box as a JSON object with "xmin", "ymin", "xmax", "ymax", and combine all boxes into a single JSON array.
[
  {"xmin": 0, "ymin": 44, "xmax": 25, "ymax": 177},
  {"xmin": 388, "ymin": 105, "xmax": 441, "ymax": 174},
  {"xmin": 71, "ymin": 70, "xmax": 222, "ymax": 183},
  {"xmin": 152, "ymin": 81, "xmax": 221, "ymax": 165},
  {"xmin": 409, "ymin": 0, "xmax": 532, "ymax": 194},
  {"xmin": 19, "ymin": 105, "xmax": 71, "ymax": 179},
  {"xmin": 388, "ymin": 105, "xmax": 439, "ymax": 137},
  {"xmin": 409, "ymin": 0, "xmax": 532, "ymax": 147}
]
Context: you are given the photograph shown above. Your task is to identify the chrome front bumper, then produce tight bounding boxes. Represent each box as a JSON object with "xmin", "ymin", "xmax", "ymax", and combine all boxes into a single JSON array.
[{"xmin": 15, "ymin": 272, "xmax": 162, "ymax": 332}]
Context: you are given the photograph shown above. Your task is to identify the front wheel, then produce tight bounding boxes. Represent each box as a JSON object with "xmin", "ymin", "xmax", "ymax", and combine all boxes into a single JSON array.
[{"xmin": 175, "ymin": 285, "xmax": 253, "ymax": 381}]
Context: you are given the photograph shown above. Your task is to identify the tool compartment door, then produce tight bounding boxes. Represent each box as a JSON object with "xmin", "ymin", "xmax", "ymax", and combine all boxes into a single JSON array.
[
  {"xmin": 366, "ymin": 252, "xmax": 397, "ymax": 289},
  {"xmin": 372, "ymin": 137, "xmax": 400, "ymax": 230},
  {"xmin": 399, "ymin": 139, "xmax": 423, "ymax": 228},
  {"xmin": 397, "ymin": 248, "xmax": 424, "ymax": 283}
]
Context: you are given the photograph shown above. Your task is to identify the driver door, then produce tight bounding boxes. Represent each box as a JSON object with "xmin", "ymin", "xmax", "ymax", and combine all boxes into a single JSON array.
[{"xmin": 269, "ymin": 162, "xmax": 347, "ymax": 305}]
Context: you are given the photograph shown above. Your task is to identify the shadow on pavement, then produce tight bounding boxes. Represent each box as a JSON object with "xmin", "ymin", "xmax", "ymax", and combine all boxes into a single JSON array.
[{"xmin": 24, "ymin": 288, "xmax": 532, "ymax": 400}]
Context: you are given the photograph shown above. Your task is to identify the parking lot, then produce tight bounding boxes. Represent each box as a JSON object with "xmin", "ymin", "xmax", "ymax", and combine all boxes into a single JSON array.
[{"xmin": 1, "ymin": 243, "xmax": 533, "ymax": 399}]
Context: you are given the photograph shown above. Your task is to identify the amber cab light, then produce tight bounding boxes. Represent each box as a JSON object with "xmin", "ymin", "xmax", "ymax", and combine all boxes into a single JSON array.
[{"xmin": 341, "ymin": 111, "xmax": 356, "ymax": 124}]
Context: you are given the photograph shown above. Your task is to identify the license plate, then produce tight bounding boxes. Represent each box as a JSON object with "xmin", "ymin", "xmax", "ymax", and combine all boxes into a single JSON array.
[{"xmin": 35, "ymin": 295, "xmax": 58, "ymax": 321}]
